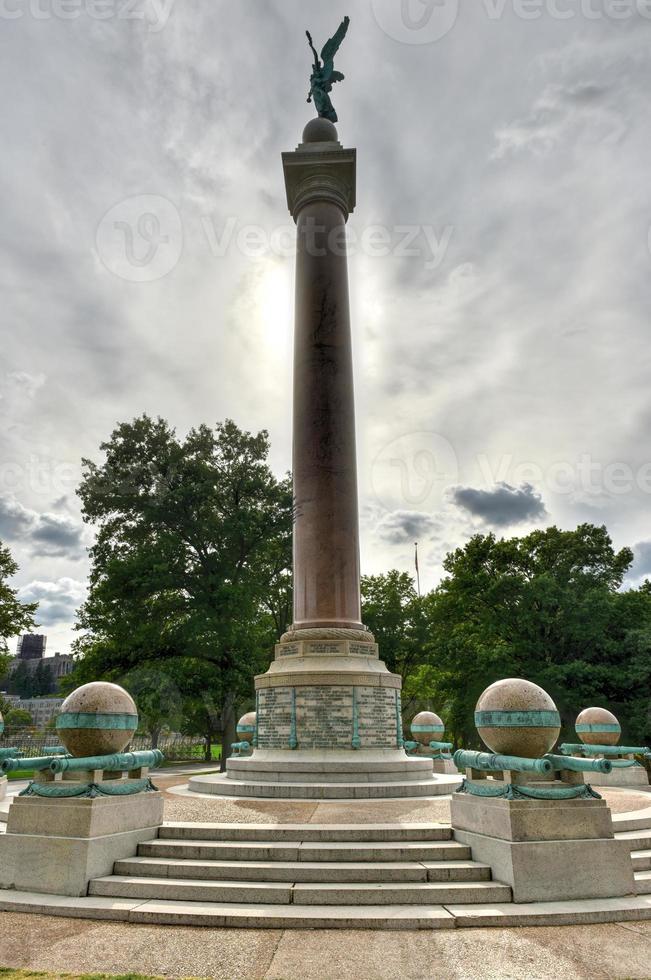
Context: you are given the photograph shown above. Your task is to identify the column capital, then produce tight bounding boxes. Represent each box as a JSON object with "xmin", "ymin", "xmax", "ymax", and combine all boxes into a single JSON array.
[{"xmin": 282, "ymin": 143, "xmax": 356, "ymax": 222}]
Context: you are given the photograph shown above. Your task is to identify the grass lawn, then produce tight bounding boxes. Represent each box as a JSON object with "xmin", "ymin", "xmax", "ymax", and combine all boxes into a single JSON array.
[
  {"xmin": 6, "ymin": 772, "xmax": 34, "ymax": 781},
  {"xmin": 0, "ymin": 971, "xmax": 207, "ymax": 980},
  {"xmin": 0, "ymin": 966, "xmax": 196, "ymax": 980}
]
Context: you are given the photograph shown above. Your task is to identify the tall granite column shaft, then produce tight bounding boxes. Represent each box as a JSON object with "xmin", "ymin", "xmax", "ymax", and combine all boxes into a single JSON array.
[
  {"xmin": 218, "ymin": 119, "xmax": 434, "ymax": 791},
  {"xmin": 291, "ymin": 154, "xmax": 362, "ymax": 630}
]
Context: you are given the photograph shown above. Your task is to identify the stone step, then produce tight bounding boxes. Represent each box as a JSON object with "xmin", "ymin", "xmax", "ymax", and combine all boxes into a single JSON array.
[
  {"xmin": 138, "ymin": 839, "xmax": 472, "ymax": 863},
  {"xmin": 225, "ymin": 769, "xmax": 432, "ymax": 784},
  {"xmin": 615, "ymin": 830, "xmax": 651, "ymax": 852},
  {"xmin": 635, "ymin": 871, "xmax": 651, "ymax": 895},
  {"xmin": 612, "ymin": 807, "xmax": 651, "ymax": 834},
  {"xmin": 226, "ymin": 758, "xmax": 435, "ymax": 774},
  {"xmin": 89, "ymin": 876, "xmax": 292, "ymax": 904},
  {"xmin": 187, "ymin": 775, "xmax": 454, "ymax": 800},
  {"xmin": 631, "ymin": 850, "xmax": 651, "ymax": 871},
  {"xmin": 89, "ymin": 875, "xmax": 511, "ymax": 906},
  {"xmin": 292, "ymin": 880, "xmax": 511, "ymax": 906},
  {"xmin": 159, "ymin": 822, "xmax": 453, "ymax": 843},
  {"xmin": 114, "ymin": 856, "xmax": 492, "ymax": 884},
  {"xmin": 2, "ymin": 888, "xmax": 651, "ymax": 929}
]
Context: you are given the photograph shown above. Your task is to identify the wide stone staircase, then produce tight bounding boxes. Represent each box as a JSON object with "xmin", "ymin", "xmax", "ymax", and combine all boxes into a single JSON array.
[
  {"xmin": 87, "ymin": 821, "xmax": 512, "ymax": 926},
  {"xmin": 3, "ymin": 798, "xmax": 651, "ymax": 926},
  {"xmin": 616, "ymin": 826, "xmax": 651, "ymax": 895}
]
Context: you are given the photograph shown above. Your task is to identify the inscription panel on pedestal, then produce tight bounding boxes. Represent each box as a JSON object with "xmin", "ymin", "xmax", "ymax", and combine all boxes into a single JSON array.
[
  {"xmin": 357, "ymin": 687, "xmax": 398, "ymax": 749},
  {"xmin": 296, "ymin": 685, "xmax": 353, "ymax": 749},
  {"xmin": 257, "ymin": 684, "xmax": 399, "ymax": 750},
  {"xmin": 257, "ymin": 687, "xmax": 293, "ymax": 749}
]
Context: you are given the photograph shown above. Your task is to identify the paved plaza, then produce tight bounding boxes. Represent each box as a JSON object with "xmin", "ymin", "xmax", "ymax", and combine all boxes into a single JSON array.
[
  {"xmin": 2, "ymin": 774, "xmax": 651, "ymax": 979},
  {"xmin": 1, "ymin": 911, "xmax": 650, "ymax": 980}
]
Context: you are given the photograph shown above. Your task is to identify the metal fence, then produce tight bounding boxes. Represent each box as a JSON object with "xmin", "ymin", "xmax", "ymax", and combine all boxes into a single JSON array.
[{"xmin": 0, "ymin": 732, "xmax": 211, "ymax": 763}]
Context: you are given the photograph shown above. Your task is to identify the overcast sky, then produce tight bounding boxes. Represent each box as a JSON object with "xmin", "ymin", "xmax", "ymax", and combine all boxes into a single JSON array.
[{"xmin": 2, "ymin": 0, "xmax": 651, "ymax": 654}]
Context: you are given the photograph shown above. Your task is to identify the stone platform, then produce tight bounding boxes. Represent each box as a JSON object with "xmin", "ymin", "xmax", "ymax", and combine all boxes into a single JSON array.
[
  {"xmin": 191, "ymin": 750, "xmax": 456, "ymax": 800},
  {"xmin": 590, "ymin": 766, "xmax": 650, "ymax": 788},
  {"xmin": 0, "ymin": 779, "xmax": 650, "ymax": 929}
]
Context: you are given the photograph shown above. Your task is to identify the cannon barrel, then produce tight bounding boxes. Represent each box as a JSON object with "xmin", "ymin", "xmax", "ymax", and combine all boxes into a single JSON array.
[
  {"xmin": 453, "ymin": 750, "xmax": 553, "ymax": 776},
  {"xmin": 560, "ymin": 743, "xmax": 650, "ymax": 757},
  {"xmin": 0, "ymin": 749, "xmax": 22, "ymax": 761},
  {"xmin": 230, "ymin": 741, "xmax": 252, "ymax": 753},
  {"xmin": 429, "ymin": 740, "xmax": 453, "ymax": 750},
  {"xmin": 1, "ymin": 755, "xmax": 65, "ymax": 774},
  {"xmin": 50, "ymin": 749, "xmax": 164, "ymax": 774},
  {"xmin": 545, "ymin": 754, "xmax": 612, "ymax": 774},
  {"xmin": 43, "ymin": 745, "xmax": 67, "ymax": 755}
]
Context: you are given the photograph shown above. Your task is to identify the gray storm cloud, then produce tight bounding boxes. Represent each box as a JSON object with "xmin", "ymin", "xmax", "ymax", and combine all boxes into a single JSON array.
[
  {"xmin": 450, "ymin": 482, "xmax": 547, "ymax": 528},
  {"xmin": 0, "ymin": 495, "xmax": 84, "ymax": 559}
]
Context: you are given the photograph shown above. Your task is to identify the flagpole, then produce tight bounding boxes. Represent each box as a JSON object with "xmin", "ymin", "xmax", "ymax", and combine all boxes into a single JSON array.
[{"xmin": 414, "ymin": 542, "xmax": 421, "ymax": 597}]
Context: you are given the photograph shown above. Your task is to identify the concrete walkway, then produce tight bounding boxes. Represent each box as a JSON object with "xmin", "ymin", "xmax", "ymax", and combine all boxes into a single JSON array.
[{"xmin": 0, "ymin": 910, "xmax": 650, "ymax": 979}]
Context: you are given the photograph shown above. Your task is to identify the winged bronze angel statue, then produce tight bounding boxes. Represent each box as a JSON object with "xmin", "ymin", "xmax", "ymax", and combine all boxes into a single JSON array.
[{"xmin": 306, "ymin": 16, "xmax": 350, "ymax": 124}]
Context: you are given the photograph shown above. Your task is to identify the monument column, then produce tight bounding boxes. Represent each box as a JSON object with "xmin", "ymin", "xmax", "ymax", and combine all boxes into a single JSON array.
[
  {"xmin": 203, "ymin": 116, "xmax": 436, "ymax": 797},
  {"xmin": 287, "ymin": 117, "xmax": 362, "ymax": 631},
  {"xmin": 191, "ymin": 22, "xmax": 440, "ymax": 795}
]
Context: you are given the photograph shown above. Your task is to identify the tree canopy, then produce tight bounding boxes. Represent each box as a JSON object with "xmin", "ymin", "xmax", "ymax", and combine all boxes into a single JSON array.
[
  {"xmin": 72, "ymin": 416, "xmax": 292, "ymax": 762},
  {"xmin": 419, "ymin": 524, "xmax": 650, "ymax": 747},
  {"xmin": 0, "ymin": 541, "xmax": 38, "ymax": 676}
]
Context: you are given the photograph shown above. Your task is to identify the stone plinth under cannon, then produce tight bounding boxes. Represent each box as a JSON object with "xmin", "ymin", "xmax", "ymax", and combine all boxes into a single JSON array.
[
  {"xmin": 449, "ymin": 681, "xmax": 636, "ymax": 904},
  {"xmin": 0, "ymin": 685, "xmax": 165, "ymax": 897}
]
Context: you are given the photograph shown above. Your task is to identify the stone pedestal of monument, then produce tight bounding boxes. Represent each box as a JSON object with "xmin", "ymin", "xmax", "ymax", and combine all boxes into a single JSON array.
[
  {"xmin": 451, "ymin": 793, "xmax": 635, "ymax": 903},
  {"xmin": 0, "ymin": 792, "xmax": 164, "ymax": 896},
  {"xmin": 202, "ymin": 634, "xmax": 439, "ymax": 797}
]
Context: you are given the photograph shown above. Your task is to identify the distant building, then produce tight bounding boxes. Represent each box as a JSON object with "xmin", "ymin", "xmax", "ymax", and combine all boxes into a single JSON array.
[
  {"xmin": 16, "ymin": 634, "xmax": 47, "ymax": 661},
  {"xmin": 13, "ymin": 697, "xmax": 64, "ymax": 727},
  {"xmin": 49, "ymin": 652, "xmax": 74, "ymax": 685}
]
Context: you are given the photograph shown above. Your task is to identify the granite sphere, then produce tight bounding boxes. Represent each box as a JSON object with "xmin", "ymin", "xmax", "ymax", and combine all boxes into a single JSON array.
[
  {"xmin": 411, "ymin": 711, "xmax": 445, "ymax": 746},
  {"xmin": 576, "ymin": 706, "xmax": 621, "ymax": 746},
  {"xmin": 302, "ymin": 117, "xmax": 338, "ymax": 144},
  {"xmin": 56, "ymin": 681, "xmax": 138, "ymax": 758},
  {"xmin": 475, "ymin": 678, "xmax": 561, "ymax": 758},
  {"xmin": 236, "ymin": 711, "xmax": 257, "ymax": 745}
]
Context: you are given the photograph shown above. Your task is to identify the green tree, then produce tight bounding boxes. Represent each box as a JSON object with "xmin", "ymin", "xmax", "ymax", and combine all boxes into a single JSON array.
[
  {"xmin": 425, "ymin": 524, "xmax": 650, "ymax": 746},
  {"xmin": 3, "ymin": 707, "xmax": 33, "ymax": 733},
  {"xmin": 361, "ymin": 571, "xmax": 429, "ymax": 712},
  {"xmin": 0, "ymin": 541, "xmax": 38, "ymax": 668},
  {"xmin": 32, "ymin": 660, "xmax": 55, "ymax": 696},
  {"xmin": 74, "ymin": 416, "xmax": 293, "ymax": 765},
  {"xmin": 122, "ymin": 664, "xmax": 184, "ymax": 750},
  {"xmin": 9, "ymin": 660, "xmax": 35, "ymax": 698}
]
